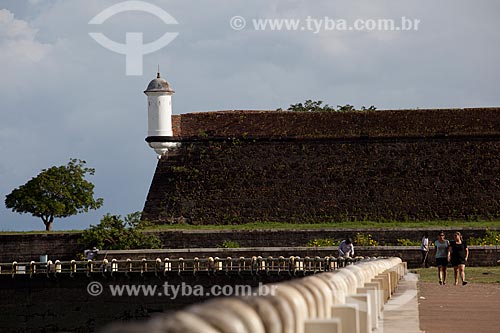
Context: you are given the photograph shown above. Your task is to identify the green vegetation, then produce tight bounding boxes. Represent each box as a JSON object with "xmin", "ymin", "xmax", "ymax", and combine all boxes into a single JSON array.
[
  {"xmin": 2, "ymin": 220, "xmax": 500, "ymax": 234},
  {"xmin": 146, "ymin": 220, "xmax": 500, "ymax": 231},
  {"xmin": 4, "ymin": 159, "xmax": 103, "ymax": 231},
  {"xmin": 80, "ymin": 212, "xmax": 161, "ymax": 250},
  {"xmin": 306, "ymin": 236, "xmax": 421, "ymax": 247},
  {"xmin": 277, "ymin": 100, "xmax": 376, "ymax": 112},
  {"xmin": 0, "ymin": 230, "xmax": 83, "ymax": 235},
  {"xmin": 468, "ymin": 229, "xmax": 500, "ymax": 245},
  {"xmin": 306, "ymin": 238, "xmax": 340, "ymax": 247},
  {"xmin": 412, "ymin": 267, "xmax": 500, "ymax": 284},
  {"xmin": 216, "ymin": 240, "xmax": 240, "ymax": 248},
  {"xmin": 354, "ymin": 232, "xmax": 379, "ymax": 246},
  {"xmin": 397, "ymin": 238, "xmax": 421, "ymax": 246}
]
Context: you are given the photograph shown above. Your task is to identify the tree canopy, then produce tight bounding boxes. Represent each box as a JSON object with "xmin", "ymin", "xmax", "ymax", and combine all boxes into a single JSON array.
[
  {"xmin": 5, "ymin": 159, "xmax": 103, "ymax": 231},
  {"xmin": 80, "ymin": 212, "xmax": 161, "ymax": 250},
  {"xmin": 277, "ymin": 100, "xmax": 376, "ymax": 112}
]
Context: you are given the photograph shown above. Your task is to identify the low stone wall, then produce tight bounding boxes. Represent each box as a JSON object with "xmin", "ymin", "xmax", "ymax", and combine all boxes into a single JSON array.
[
  {"xmin": 153, "ymin": 227, "xmax": 499, "ymax": 248},
  {"xmin": 0, "ymin": 232, "xmax": 82, "ymax": 263},
  {"xmin": 0, "ymin": 271, "xmax": 292, "ymax": 332},
  {"xmin": 0, "ymin": 228, "xmax": 498, "ymax": 265}
]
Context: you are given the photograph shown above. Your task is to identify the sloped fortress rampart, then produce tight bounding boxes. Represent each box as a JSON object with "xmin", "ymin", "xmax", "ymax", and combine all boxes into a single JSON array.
[{"xmin": 143, "ymin": 108, "xmax": 500, "ymax": 224}]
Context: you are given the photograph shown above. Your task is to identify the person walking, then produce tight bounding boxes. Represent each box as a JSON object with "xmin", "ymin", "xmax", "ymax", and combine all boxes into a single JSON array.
[
  {"xmin": 421, "ymin": 232, "xmax": 430, "ymax": 268},
  {"xmin": 448, "ymin": 231, "xmax": 469, "ymax": 286},
  {"xmin": 434, "ymin": 231, "xmax": 449, "ymax": 285}
]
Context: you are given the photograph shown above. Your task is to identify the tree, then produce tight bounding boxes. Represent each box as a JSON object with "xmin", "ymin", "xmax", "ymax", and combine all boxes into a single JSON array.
[
  {"xmin": 81, "ymin": 212, "xmax": 161, "ymax": 250},
  {"xmin": 5, "ymin": 159, "xmax": 103, "ymax": 231},
  {"xmin": 360, "ymin": 105, "xmax": 377, "ymax": 111},
  {"xmin": 278, "ymin": 100, "xmax": 377, "ymax": 112},
  {"xmin": 337, "ymin": 104, "xmax": 355, "ymax": 112},
  {"xmin": 278, "ymin": 100, "xmax": 336, "ymax": 112}
]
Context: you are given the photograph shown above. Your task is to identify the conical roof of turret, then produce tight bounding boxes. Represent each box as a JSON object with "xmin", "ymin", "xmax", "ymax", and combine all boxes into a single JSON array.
[{"xmin": 144, "ymin": 72, "xmax": 174, "ymax": 93}]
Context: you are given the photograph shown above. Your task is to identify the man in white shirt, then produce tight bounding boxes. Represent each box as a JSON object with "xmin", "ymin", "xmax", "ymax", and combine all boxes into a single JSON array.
[
  {"xmin": 338, "ymin": 238, "xmax": 354, "ymax": 257},
  {"xmin": 421, "ymin": 232, "xmax": 429, "ymax": 268}
]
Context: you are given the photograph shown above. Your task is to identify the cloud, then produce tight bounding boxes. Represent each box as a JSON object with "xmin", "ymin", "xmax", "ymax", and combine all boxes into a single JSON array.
[{"xmin": 0, "ymin": 9, "xmax": 52, "ymax": 63}]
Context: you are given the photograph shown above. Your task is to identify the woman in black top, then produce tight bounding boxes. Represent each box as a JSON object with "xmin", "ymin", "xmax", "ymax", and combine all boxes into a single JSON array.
[{"xmin": 448, "ymin": 231, "xmax": 469, "ymax": 286}]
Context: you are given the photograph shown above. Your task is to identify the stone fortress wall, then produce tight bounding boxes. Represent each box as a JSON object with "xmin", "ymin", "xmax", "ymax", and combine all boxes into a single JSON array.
[{"xmin": 144, "ymin": 108, "xmax": 500, "ymax": 225}]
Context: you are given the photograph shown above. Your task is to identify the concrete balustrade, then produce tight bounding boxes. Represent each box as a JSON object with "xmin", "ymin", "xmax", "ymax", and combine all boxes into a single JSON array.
[
  {"xmin": 357, "ymin": 285, "xmax": 381, "ymax": 328},
  {"xmin": 346, "ymin": 294, "xmax": 372, "ymax": 333},
  {"xmin": 103, "ymin": 257, "xmax": 408, "ymax": 333},
  {"xmin": 365, "ymin": 281, "xmax": 384, "ymax": 313},
  {"xmin": 242, "ymin": 296, "xmax": 286, "ymax": 333},
  {"xmin": 188, "ymin": 298, "xmax": 266, "ymax": 333},
  {"xmin": 304, "ymin": 318, "xmax": 342, "ymax": 333},
  {"xmin": 330, "ymin": 304, "xmax": 360, "ymax": 333}
]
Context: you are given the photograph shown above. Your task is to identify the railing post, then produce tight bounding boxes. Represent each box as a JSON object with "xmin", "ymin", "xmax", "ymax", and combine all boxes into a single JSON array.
[
  {"xmin": 178, "ymin": 257, "xmax": 185, "ymax": 274},
  {"xmin": 214, "ymin": 257, "xmax": 221, "ymax": 271},
  {"xmin": 30, "ymin": 261, "xmax": 36, "ymax": 275},
  {"xmin": 126, "ymin": 258, "xmax": 132, "ymax": 272},
  {"xmin": 155, "ymin": 258, "xmax": 161, "ymax": 275},
  {"xmin": 257, "ymin": 256, "xmax": 264, "ymax": 272},
  {"xmin": 225, "ymin": 257, "xmax": 232, "ymax": 273},
  {"xmin": 87, "ymin": 259, "xmax": 93, "ymax": 275},
  {"xmin": 295, "ymin": 256, "xmax": 304, "ymax": 273},
  {"xmin": 239, "ymin": 256, "xmax": 245, "ymax": 273},
  {"xmin": 46, "ymin": 260, "xmax": 53, "ymax": 273},
  {"xmin": 112, "ymin": 259, "xmax": 118, "ymax": 273},
  {"xmin": 315, "ymin": 256, "xmax": 321, "ymax": 272},
  {"xmin": 70, "ymin": 260, "xmax": 77, "ymax": 276},
  {"xmin": 278, "ymin": 256, "xmax": 285, "ymax": 274},
  {"xmin": 102, "ymin": 259, "xmax": 109, "ymax": 274},
  {"xmin": 193, "ymin": 257, "xmax": 199, "ymax": 275},
  {"xmin": 164, "ymin": 257, "xmax": 171, "ymax": 273}
]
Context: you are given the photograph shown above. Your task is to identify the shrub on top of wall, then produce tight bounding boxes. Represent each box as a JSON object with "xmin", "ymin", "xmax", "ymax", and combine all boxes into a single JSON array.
[
  {"xmin": 468, "ymin": 229, "xmax": 500, "ymax": 246},
  {"xmin": 306, "ymin": 238, "xmax": 340, "ymax": 247}
]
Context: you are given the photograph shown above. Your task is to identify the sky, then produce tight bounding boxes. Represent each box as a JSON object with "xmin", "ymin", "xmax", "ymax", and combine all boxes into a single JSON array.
[{"xmin": 1, "ymin": 0, "xmax": 499, "ymax": 231}]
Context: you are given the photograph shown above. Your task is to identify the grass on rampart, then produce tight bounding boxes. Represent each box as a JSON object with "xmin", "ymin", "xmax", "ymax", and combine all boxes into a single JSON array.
[
  {"xmin": 148, "ymin": 220, "xmax": 500, "ymax": 231},
  {"xmin": 2, "ymin": 220, "xmax": 500, "ymax": 234},
  {"xmin": 412, "ymin": 266, "xmax": 500, "ymax": 284},
  {"xmin": 0, "ymin": 230, "xmax": 83, "ymax": 235}
]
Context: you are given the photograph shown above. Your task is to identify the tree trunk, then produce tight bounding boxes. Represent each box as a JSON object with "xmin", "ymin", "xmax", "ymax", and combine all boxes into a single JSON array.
[
  {"xmin": 42, "ymin": 216, "xmax": 54, "ymax": 231},
  {"xmin": 44, "ymin": 221, "xmax": 52, "ymax": 231}
]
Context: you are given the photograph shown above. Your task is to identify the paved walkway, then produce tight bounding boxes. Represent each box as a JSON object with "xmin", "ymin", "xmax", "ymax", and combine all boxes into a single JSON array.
[
  {"xmin": 377, "ymin": 272, "xmax": 500, "ymax": 333},
  {"xmin": 418, "ymin": 281, "xmax": 500, "ymax": 333},
  {"xmin": 379, "ymin": 272, "xmax": 421, "ymax": 333}
]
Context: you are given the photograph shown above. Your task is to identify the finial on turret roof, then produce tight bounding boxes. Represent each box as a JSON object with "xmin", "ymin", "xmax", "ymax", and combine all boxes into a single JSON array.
[{"xmin": 157, "ymin": 64, "xmax": 160, "ymax": 78}]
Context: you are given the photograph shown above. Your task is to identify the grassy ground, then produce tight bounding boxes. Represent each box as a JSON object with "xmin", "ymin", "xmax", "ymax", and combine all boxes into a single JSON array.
[
  {"xmin": 411, "ymin": 266, "xmax": 500, "ymax": 284},
  {"xmin": 0, "ymin": 230, "xmax": 82, "ymax": 235},
  {"xmin": 148, "ymin": 220, "xmax": 500, "ymax": 231},
  {"xmin": 2, "ymin": 220, "xmax": 500, "ymax": 233}
]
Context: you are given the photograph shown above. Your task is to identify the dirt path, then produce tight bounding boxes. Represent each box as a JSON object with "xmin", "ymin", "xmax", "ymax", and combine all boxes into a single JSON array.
[{"xmin": 418, "ymin": 282, "xmax": 500, "ymax": 333}]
